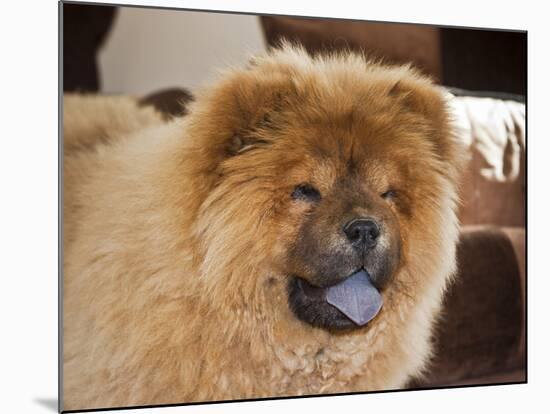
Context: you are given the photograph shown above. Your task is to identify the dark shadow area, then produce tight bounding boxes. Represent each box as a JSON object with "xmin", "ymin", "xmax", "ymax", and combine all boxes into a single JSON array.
[{"xmin": 34, "ymin": 397, "xmax": 58, "ymax": 412}]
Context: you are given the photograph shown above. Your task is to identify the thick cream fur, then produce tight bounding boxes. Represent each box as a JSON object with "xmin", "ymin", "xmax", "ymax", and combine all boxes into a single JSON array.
[{"xmin": 63, "ymin": 46, "xmax": 464, "ymax": 410}]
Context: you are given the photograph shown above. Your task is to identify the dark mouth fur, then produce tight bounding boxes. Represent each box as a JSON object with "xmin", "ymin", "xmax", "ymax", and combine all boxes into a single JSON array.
[{"xmin": 288, "ymin": 276, "xmax": 360, "ymax": 331}]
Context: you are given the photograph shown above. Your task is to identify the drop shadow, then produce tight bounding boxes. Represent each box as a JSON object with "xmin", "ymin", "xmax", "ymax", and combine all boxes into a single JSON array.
[{"xmin": 34, "ymin": 397, "xmax": 58, "ymax": 412}]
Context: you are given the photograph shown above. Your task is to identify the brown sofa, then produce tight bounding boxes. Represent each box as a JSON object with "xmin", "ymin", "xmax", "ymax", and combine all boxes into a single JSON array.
[
  {"xmin": 412, "ymin": 225, "xmax": 525, "ymax": 388},
  {"xmin": 412, "ymin": 95, "xmax": 526, "ymax": 388},
  {"xmin": 260, "ymin": 16, "xmax": 526, "ymax": 95}
]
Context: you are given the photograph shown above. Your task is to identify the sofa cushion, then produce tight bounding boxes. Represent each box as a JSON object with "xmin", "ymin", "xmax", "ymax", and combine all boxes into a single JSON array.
[
  {"xmin": 410, "ymin": 226, "xmax": 526, "ymax": 388},
  {"xmin": 260, "ymin": 16, "xmax": 441, "ymax": 79},
  {"xmin": 448, "ymin": 94, "xmax": 525, "ymax": 227}
]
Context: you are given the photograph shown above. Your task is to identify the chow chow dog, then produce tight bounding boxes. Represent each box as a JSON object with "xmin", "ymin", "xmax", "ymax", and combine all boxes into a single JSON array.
[{"xmin": 63, "ymin": 45, "xmax": 465, "ymax": 410}]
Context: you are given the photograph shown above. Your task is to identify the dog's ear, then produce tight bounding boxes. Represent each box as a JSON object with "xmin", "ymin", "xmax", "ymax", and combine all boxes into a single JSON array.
[
  {"xmin": 388, "ymin": 79, "xmax": 449, "ymax": 132},
  {"xmin": 182, "ymin": 67, "xmax": 298, "ymax": 185},
  {"xmin": 224, "ymin": 89, "xmax": 285, "ymax": 156},
  {"xmin": 194, "ymin": 70, "xmax": 293, "ymax": 159},
  {"xmin": 389, "ymin": 79, "xmax": 467, "ymax": 179},
  {"xmin": 224, "ymin": 81, "xmax": 290, "ymax": 156}
]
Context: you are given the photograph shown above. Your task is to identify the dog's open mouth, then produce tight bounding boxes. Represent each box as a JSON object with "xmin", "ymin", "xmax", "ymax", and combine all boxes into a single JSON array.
[{"xmin": 288, "ymin": 269, "xmax": 383, "ymax": 331}]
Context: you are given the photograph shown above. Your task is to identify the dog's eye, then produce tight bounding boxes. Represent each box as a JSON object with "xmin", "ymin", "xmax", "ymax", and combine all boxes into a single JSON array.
[
  {"xmin": 291, "ymin": 184, "xmax": 321, "ymax": 202},
  {"xmin": 381, "ymin": 189, "xmax": 397, "ymax": 200}
]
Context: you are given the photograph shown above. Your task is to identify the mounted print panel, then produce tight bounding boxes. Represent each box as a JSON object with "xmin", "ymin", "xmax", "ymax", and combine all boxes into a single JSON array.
[{"xmin": 61, "ymin": 2, "xmax": 526, "ymax": 411}]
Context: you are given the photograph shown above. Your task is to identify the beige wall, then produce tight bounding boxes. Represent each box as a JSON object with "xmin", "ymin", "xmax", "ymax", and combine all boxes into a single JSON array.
[{"xmin": 98, "ymin": 7, "xmax": 266, "ymax": 95}]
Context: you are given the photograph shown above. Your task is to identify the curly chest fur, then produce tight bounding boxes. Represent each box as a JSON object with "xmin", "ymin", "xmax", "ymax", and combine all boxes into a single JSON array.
[{"xmin": 190, "ymin": 296, "xmax": 417, "ymax": 401}]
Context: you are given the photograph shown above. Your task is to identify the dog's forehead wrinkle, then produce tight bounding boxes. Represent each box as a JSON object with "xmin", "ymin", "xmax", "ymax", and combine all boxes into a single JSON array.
[{"xmin": 330, "ymin": 175, "xmax": 369, "ymax": 204}]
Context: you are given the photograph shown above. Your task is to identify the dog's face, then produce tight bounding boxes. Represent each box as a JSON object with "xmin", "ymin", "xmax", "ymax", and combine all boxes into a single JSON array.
[
  {"xmin": 283, "ymin": 152, "xmax": 404, "ymax": 330},
  {"xmin": 187, "ymin": 48, "xmax": 463, "ymax": 334},
  {"xmin": 263, "ymin": 112, "xmax": 445, "ymax": 331}
]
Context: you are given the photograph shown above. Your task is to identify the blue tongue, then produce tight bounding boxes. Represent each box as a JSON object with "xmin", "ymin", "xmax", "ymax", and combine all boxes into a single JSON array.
[{"xmin": 326, "ymin": 270, "xmax": 383, "ymax": 326}]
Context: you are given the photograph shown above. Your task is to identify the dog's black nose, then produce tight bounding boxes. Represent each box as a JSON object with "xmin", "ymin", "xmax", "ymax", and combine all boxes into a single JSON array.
[{"xmin": 343, "ymin": 218, "xmax": 380, "ymax": 249}]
